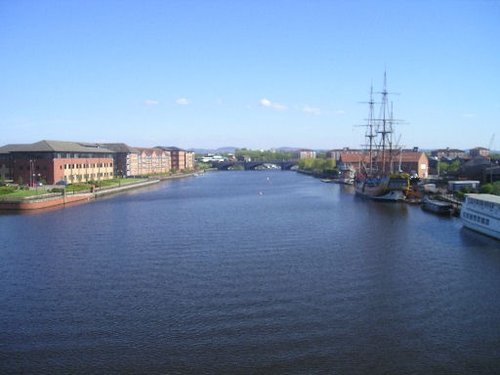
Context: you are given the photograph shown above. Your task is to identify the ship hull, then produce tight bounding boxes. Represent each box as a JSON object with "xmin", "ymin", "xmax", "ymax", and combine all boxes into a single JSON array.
[
  {"xmin": 355, "ymin": 175, "xmax": 409, "ymax": 202},
  {"xmin": 355, "ymin": 185, "xmax": 406, "ymax": 201}
]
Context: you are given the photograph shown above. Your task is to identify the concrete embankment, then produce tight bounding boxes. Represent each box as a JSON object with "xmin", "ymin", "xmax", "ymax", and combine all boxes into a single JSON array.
[
  {"xmin": 0, "ymin": 179, "xmax": 160, "ymax": 211},
  {"xmin": 0, "ymin": 172, "xmax": 202, "ymax": 211},
  {"xmin": 0, "ymin": 193, "xmax": 94, "ymax": 211},
  {"xmin": 92, "ymin": 179, "xmax": 160, "ymax": 198}
]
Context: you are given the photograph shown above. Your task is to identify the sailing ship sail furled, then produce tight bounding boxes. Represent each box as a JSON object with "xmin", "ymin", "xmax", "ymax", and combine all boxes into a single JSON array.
[{"xmin": 354, "ymin": 73, "xmax": 410, "ymax": 201}]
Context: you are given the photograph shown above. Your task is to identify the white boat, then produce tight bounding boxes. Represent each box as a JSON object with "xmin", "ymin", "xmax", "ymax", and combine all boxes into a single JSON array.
[{"xmin": 460, "ymin": 193, "xmax": 500, "ymax": 240}]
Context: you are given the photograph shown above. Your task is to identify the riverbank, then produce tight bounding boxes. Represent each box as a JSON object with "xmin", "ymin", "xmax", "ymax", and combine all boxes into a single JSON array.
[{"xmin": 0, "ymin": 172, "xmax": 200, "ymax": 211}]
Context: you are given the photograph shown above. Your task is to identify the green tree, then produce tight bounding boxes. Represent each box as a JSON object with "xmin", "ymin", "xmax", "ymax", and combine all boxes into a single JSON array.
[
  {"xmin": 298, "ymin": 158, "xmax": 315, "ymax": 170},
  {"xmin": 298, "ymin": 156, "xmax": 338, "ymax": 176},
  {"xmin": 438, "ymin": 161, "xmax": 449, "ymax": 174},
  {"xmin": 235, "ymin": 148, "xmax": 295, "ymax": 161},
  {"xmin": 480, "ymin": 181, "xmax": 500, "ymax": 196},
  {"xmin": 449, "ymin": 159, "xmax": 461, "ymax": 172}
]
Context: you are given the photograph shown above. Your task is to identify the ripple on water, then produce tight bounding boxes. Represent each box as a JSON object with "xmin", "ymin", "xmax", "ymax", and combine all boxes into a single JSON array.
[{"xmin": 1, "ymin": 171, "xmax": 500, "ymax": 374}]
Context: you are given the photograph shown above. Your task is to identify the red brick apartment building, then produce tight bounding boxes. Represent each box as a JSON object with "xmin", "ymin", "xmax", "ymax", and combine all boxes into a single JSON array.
[
  {"xmin": 430, "ymin": 148, "xmax": 467, "ymax": 159},
  {"xmin": 399, "ymin": 150, "xmax": 429, "ymax": 178},
  {"xmin": 469, "ymin": 147, "xmax": 490, "ymax": 158},
  {"xmin": 156, "ymin": 146, "xmax": 195, "ymax": 171},
  {"xmin": 0, "ymin": 140, "xmax": 114, "ymax": 185},
  {"xmin": 0, "ymin": 140, "xmax": 198, "ymax": 184},
  {"xmin": 135, "ymin": 147, "xmax": 171, "ymax": 175},
  {"xmin": 298, "ymin": 149, "xmax": 317, "ymax": 159},
  {"xmin": 99, "ymin": 143, "xmax": 140, "ymax": 177}
]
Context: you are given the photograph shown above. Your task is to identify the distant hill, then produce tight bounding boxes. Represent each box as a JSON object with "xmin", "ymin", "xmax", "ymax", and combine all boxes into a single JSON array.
[
  {"xmin": 274, "ymin": 147, "xmax": 300, "ymax": 152},
  {"xmin": 189, "ymin": 147, "xmax": 237, "ymax": 154},
  {"xmin": 189, "ymin": 146, "xmax": 334, "ymax": 154},
  {"xmin": 215, "ymin": 147, "xmax": 238, "ymax": 154}
]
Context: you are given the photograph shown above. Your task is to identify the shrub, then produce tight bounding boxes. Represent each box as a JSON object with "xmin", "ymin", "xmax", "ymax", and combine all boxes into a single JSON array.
[{"xmin": 0, "ymin": 186, "xmax": 16, "ymax": 195}]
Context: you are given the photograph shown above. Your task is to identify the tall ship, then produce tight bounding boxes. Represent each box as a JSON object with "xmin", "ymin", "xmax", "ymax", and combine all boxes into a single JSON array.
[
  {"xmin": 354, "ymin": 73, "xmax": 410, "ymax": 201},
  {"xmin": 460, "ymin": 193, "xmax": 500, "ymax": 240}
]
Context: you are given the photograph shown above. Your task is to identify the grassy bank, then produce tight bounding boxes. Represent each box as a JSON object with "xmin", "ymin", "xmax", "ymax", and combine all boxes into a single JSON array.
[{"xmin": 0, "ymin": 178, "xmax": 147, "ymax": 198}]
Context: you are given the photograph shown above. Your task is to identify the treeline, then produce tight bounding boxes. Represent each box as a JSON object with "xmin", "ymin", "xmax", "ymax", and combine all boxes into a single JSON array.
[
  {"xmin": 298, "ymin": 158, "xmax": 338, "ymax": 177},
  {"xmin": 235, "ymin": 149, "xmax": 296, "ymax": 161},
  {"xmin": 480, "ymin": 181, "xmax": 500, "ymax": 195}
]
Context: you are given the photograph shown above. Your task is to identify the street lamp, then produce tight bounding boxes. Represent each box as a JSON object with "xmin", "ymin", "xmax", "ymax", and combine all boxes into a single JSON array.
[
  {"xmin": 34, "ymin": 173, "xmax": 41, "ymax": 191},
  {"xmin": 29, "ymin": 159, "xmax": 33, "ymax": 187}
]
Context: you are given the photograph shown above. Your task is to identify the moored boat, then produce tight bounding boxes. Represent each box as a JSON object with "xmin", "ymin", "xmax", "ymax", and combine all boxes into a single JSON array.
[
  {"xmin": 421, "ymin": 196, "xmax": 454, "ymax": 216},
  {"xmin": 355, "ymin": 174, "xmax": 409, "ymax": 201},
  {"xmin": 460, "ymin": 193, "xmax": 500, "ymax": 240},
  {"xmin": 354, "ymin": 73, "xmax": 410, "ymax": 201}
]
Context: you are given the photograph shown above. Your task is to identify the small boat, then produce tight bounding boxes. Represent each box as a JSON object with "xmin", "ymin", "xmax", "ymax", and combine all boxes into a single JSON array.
[
  {"xmin": 421, "ymin": 196, "xmax": 454, "ymax": 215},
  {"xmin": 460, "ymin": 193, "xmax": 500, "ymax": 240},
  {"xmin": 339, "ymin": 177, "xmax": 354, "ymax": 185},
  {"xmin": 406, "ymin": 197, "xmax": 422, "ymax": 205}
]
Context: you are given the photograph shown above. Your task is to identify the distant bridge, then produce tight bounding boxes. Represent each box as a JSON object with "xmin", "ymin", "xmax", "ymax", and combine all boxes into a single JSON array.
[{"xmin": 212, "ymin": 160, "xmax": 299, "ymax": 170}]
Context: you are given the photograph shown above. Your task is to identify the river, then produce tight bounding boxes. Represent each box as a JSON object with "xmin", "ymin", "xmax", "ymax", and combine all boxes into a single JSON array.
[{"xmin": 1, "ymin": 171, "xmax": 499, "ymax": 374}]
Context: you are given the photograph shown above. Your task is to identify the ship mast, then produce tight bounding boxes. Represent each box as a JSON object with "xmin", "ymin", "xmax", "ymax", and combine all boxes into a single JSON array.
[
  {"xmin": 361, "ymin": 72, "xmax": 399, "ymax": 177},
  {"xmin": 377, "ymin": 71, "xmax": 392, "ymax": 174},
  {"xmin": 389, "ymin": 101, "xmax": 394, "ymax": 174},
  {"xmin": 366, "ymin": 85, "xmax": 376, "ymax": 176}
]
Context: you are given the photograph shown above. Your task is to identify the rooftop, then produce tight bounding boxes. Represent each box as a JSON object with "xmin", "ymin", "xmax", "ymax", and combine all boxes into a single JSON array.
[
  {"xmin": 156, "ymin": 146, "xmax": 187, "ymax": 152},
  {"xmin": 1, "ymin": 140, "xmax": 114, "ymax": 153},
  {"xmin": 99, "ymin": 143, "xmax": 139, "ymax": 153},
  {"xmin": 465, "ymin": 194, "xmax": 500, "ymax": 205}
]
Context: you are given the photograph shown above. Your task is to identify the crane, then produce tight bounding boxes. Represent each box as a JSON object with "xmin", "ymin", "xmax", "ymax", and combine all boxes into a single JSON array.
[{"xmin": 488, "ymin": 133, "xmax": 495, "ymax": 152}]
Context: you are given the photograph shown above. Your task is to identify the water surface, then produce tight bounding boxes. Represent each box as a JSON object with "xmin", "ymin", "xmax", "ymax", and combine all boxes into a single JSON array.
[{"xmin": 1, "ymin": 171, "xmax": 499, "ymax": 374}]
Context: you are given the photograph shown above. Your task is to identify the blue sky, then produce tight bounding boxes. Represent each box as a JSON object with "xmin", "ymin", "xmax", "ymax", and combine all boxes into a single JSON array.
[{"xmin": 1, "ymin": 0, "xmax": 499, "ymax": 150}]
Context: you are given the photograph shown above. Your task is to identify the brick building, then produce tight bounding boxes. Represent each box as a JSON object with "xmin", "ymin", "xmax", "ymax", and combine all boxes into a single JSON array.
[
  {"xmin": 135, "ymin": 147, "xmax": 171, "ymax": 175},
  {"xmin": 336, "ymin": 151, "xmax": 367, "ymax": 171},
  {"xmin": 156, "ymin": 146, "xmax": 195, "ymax": 171},
  {"xmin": 0, "ymin": 140, "xmax": 114, "ymax": 185},
  {"xmin": 331, "ymin": 148, "xmax": 428, "ymax": 178},
  {"xmin": 398, "ymin": 150, "xmax": 429, "ymax": 178},
  {"xmin": 298, "ymin": 149, "xmax": 316, "ymax": 159},
  {"xmin": 99, "ymin": 143, "xmax": 140, "ymax": 177},
  {"xmin": 326, "ymin": 148, "xmax": 361, "ymax": 161},
  {"xmin": 469, "ymin": 147, "xmax": 490, "ymax": 158},
  {"xmin": 431, "ymin": 148, "xmax": 467, "ymax": 159},
  {"xmin": 0, "ymin": 140, "xmax": 198, "ymax": 184}
]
